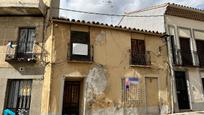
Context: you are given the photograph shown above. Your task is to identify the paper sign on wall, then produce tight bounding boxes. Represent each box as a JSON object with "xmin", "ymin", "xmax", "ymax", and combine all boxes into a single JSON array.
[{"xmin": 72, "ymin": 43, "xmax": 88, "ymax": 55}]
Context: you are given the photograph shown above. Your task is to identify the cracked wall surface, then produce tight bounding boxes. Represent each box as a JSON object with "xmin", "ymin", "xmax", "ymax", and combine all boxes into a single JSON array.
[{"xmin": 43, "ymin": 22, "xmax": 171, "ymax": 115}]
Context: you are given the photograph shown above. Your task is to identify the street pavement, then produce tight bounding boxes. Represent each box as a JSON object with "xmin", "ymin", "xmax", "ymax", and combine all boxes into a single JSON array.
[{"xmin": 168, "ymin": 111, "xmax": 204, "ymax": 115}]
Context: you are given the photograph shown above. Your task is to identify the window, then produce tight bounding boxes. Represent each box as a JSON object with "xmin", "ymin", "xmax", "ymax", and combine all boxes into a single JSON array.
[
  {"xmin": 16, "ymin": 28, "xmax": 36, "ymax": 59},
  {"xmin": 131, "ymin": 39, "xmax": 150, "ymax": 65},
  {"xmin": 121, "ymin": 78, "xmax": 144, "ymax": 105},
  {"xmin": 70, "ymin": 31, "xmax": 91, "ymax": 61},
  {"xmin": 196, "ymin": 40, "xmax": 204, "ymax": 67},
  {"xmin": 202, "ymin": 78, "xmax": 204, "ymax": 93},
  {"xmin": 170, "ymin": 36, "xmax": 177, "ymax": 64},
  {"xmin": 4, "ymin": 80, "xmax": 32, "ymax": 115},
  {"xmin": 179, "ymin": 37, "xmax": 193, "ymax": 66}
]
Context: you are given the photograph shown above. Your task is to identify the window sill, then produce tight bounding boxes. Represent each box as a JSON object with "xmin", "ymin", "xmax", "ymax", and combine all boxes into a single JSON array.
[
  {"xmin": 130, "ymin": 64, "xmax": 151, "ymax": 68},
  {"xmin": 174, "ymin": 64, "xmax": 200, "ymax": 68},
  {"xmin": 67, "ymin": 60, "xmax": 93, "ymax": 64}
]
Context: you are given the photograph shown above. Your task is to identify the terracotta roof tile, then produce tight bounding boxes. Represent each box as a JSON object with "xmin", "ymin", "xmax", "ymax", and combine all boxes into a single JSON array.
[
  {"xmin": 166, "ymin": 4, "xmax": 204, "ymax": 21},
  {"xmin": 52, "ymin": 17, "xmax": 164, "ymax": 36}
]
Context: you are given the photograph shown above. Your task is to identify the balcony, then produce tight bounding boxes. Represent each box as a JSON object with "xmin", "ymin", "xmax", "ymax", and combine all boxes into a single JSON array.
[
  {"xmin": 0, "ymin": 0, "xmax": 47, "ymax": 15},
  {"xmin": 198, "ymin": 53, "xmax": 204, "ymax": 68},
  {"xmin": 130, "ymin": 51, "xmax": 151, "ymax": 66},
  {"xmin": 180, "ymin": 50, "xmax": 193, "ymax": 66},
  {"xmin": 175, "ymin": 50, "xmax": 199, "ymax": 67},
  {"xmin": 5, "ymin": 41, "xmax": 39, "ymax": 63},
  {"xmin": 67, "ymin": 43, "xmax": 94, "ymax": 63}
]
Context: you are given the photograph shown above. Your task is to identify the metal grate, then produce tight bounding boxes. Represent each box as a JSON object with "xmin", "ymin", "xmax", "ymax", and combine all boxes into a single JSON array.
[
  {"xmin": 130, "ymin": 51, "xmax": 151, "ymax": 65},
  {"xmin": 62, "ymin": 81, "xmax": 80, "ymax": 115},
  {"xmin": 4, "ymin": 80, "xmax": 32, "ymax": 115}
]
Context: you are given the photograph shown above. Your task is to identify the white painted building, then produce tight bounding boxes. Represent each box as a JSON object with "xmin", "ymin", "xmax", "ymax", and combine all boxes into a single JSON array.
[{"xmin": 120, "ymin": 3, "xmax": 204, "ymax": 113}]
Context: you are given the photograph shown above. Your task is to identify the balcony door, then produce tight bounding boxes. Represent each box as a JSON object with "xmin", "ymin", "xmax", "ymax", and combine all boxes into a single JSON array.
[
  {"xmin": 131, "ymin": 39, "xmax": 147, "ymax": 65},
  {"xmin": 179, "ymin": 37, "xmax": 193, "ymax": 66},
  {"xmin": 196, "ymin": 40, "xmax": 204, "ymax": 67},
  {"xmin": 16, "ymin": 28, "xmax": 35, "ymax": 59}
]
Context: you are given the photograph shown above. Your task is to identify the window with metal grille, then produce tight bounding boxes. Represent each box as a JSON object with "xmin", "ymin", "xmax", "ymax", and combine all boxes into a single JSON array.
[
  {"xmin": 16, "ymin": 28, "xmax": 36, "ymax": 59},
  {"xmin": 69, "ymin": 31, "xmax": 91, "ymax": 61},
  {"xmin": 121, "ymin": 78, "xmax": 144, "ymax": 105},
  {"xmin": 4, "ymin": 80, "xmax": 32, "ymax": 115}
]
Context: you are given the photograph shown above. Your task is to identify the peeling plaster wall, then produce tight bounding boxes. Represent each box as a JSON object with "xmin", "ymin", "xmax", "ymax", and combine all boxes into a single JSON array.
[
  {"xmin": 85, "ymin": 64, "xmax": 107, "ymax": 102},
  {"xmin": 44, "ymin": 22, "xmax": 171, "ymax": 115},
  {"xmin": 188, "ymin": 69, "xmax": 204, "ymax": 110}
]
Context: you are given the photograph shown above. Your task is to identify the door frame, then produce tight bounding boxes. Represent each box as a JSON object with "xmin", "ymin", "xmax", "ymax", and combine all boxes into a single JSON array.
[
  {"xmin": 145, "ymin": 76, "xmax": 160, "ymax": 114},
  {"xmin": 59, "ymin": 76, "xmax": 85, "ymax": 115},
  {"xmin": 174, "ymin": 70, "xmax": 192, "ymax": 111}
]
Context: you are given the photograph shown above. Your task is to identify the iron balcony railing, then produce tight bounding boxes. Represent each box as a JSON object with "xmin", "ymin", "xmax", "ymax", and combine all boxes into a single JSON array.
[
  {"xmin": 67, "ymin": 43, "xmax": 94, "ymax": 62},
  {"xmin": 198, "ymin": 52, "xmax": 204, "ymax": 68},
  {"xmin": 180, "ymin": 50, "xmax": 193, "ymax": 66},
  {"xmin": 130, "ymin": 51, "xmax": 151, "ymax": 66},
  {"xmin": 176, "ymin": 49, "xmax": 199, "ymax": 67},
  {"xmin": 5, "ymin": 41, "xmax": 39, "ymax": 63}
]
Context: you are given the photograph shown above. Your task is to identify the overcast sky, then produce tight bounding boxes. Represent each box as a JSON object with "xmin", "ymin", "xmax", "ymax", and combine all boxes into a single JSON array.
[{"xmin": 59, "ymin": 0, "xmax": 204, "ymax": 24}]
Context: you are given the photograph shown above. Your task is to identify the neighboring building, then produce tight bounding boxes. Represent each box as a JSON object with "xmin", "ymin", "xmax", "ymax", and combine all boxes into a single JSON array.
[
  {"xmin": 40, "ymin": 17, "xmax": 171, "ymax": 115},
  {"xmin": 0, "ymin": 0, "xmax": 49, "ymax": 115},
  {"xmin": 120, "ymin": 3, "xmax": 204, "ymax": 112}
]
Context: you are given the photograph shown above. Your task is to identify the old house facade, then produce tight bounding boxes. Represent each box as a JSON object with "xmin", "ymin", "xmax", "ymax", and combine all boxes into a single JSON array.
[
  {"xmin": 0, "ymin": 0, "xmax": 50, "ymax": 114},
  {"xmin": 120, "ymin": 3, "xmax": 204, "ymax": 112},
  {"xmin": 40, "ymin": 17, "xmax": 171, "ymax": 115}
]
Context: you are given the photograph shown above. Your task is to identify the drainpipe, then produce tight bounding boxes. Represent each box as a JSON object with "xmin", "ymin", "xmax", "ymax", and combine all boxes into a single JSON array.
[
  {"xmin": 164, "ymin": 18, "xmax": 175, "ymax": 114},
  {"xmin": 163, "ymin": 13, "xmax": 175, "ymax": 114},
  {"xmin": 161, "ymin": 33, "xmax": 174, "ymax": 114},
  {"xmin": 83, "ymin": 78, "xmax": 87, "ymax": 115},
  {"xmin": 167, "ymin": 35, "xmax": 175, "ymax": 114}
]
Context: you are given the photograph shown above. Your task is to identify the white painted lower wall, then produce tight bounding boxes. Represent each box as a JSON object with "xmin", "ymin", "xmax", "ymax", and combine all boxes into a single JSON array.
[{"xmin": 188, "ymin": 69, "xmax": 204, "ymax": 111}]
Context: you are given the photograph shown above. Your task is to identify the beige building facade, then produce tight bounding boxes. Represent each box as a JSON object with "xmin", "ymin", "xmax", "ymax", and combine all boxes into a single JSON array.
[
  {"xmin": 0, "ymin": 0, "xmax": 50, "ymax": 115},
  {"xmin": 40, "ymin": 18, "xmax": 171, "ymax": 115},
  {"xmin": 121, "ymin": 3, "xmax": 204, "ymax": 113}
]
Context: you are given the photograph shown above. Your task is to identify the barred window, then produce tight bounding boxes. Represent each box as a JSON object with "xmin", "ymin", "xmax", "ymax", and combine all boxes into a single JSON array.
[
  {"xmin": 4, "ymin": 80, "xmax": 32, "ymax": 115},
  {"xmin": 121, "ymin": 78, "xmax": 144, "ymax": 105}
]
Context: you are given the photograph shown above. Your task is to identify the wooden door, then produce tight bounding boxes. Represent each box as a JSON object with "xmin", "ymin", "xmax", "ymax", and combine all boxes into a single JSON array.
[
  {"xmin": 62, "ymin": 81, "xmax": 80, "ymax": 115},
  {"xmin": 145, "ymin": 77, "xmax": 159, "ymax": 114}
]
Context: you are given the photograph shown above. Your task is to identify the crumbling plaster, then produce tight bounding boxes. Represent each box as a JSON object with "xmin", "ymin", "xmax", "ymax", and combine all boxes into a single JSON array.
[{"xmin": 42, "ymin": 22, "xmax": 171, "ymax": 115}]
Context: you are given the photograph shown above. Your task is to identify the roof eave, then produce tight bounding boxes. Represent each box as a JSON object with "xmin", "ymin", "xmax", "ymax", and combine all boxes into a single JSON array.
[{"xmin": 51, "ymin": 17, "xmax": 164, "ymax": 37}]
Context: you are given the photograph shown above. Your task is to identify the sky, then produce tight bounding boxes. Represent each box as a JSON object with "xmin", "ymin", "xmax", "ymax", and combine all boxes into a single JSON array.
[{"xmin": 59, "ymin": 0, "xmax": 204, "ymax": 24}]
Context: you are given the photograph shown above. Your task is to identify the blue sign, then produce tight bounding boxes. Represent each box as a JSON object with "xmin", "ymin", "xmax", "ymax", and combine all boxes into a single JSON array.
[{"xmin": 4, "ymin": 109, "xmax": 15, "ymax": 115}]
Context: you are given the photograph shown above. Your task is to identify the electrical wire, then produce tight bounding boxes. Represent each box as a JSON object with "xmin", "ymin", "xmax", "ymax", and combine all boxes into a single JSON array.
[{"xmin": 52, "ymin": 7, "xmax": 164, "ymax": 17}]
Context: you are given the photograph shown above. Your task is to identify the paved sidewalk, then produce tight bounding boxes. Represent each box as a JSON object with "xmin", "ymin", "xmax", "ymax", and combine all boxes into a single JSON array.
[{"xmin": 168, "ymin": 111, "xmax": 204, "ymax": 115}]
